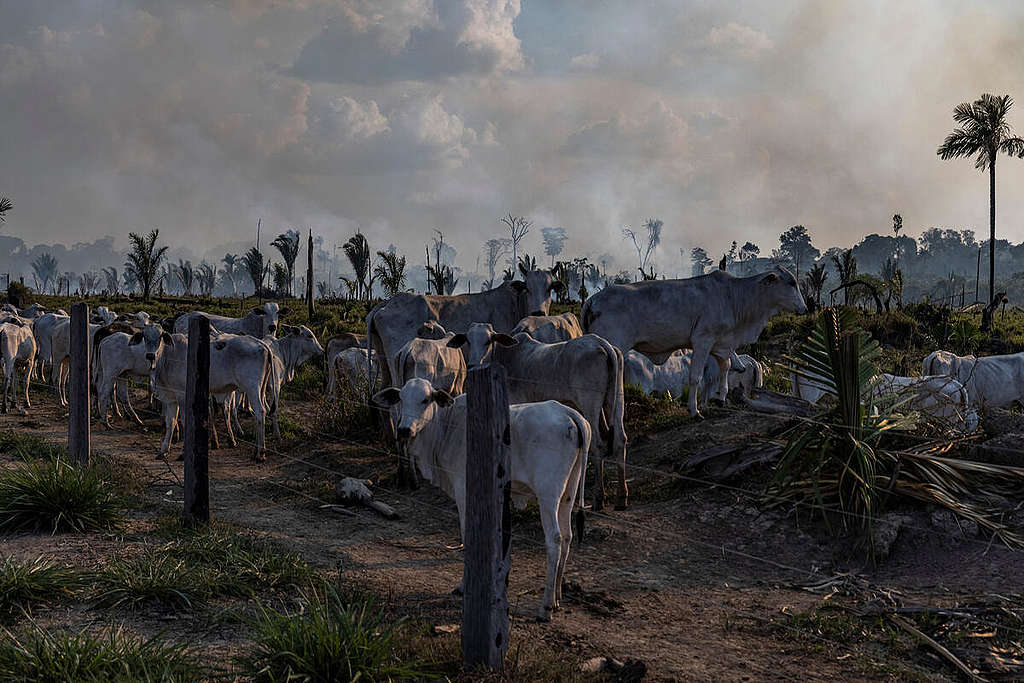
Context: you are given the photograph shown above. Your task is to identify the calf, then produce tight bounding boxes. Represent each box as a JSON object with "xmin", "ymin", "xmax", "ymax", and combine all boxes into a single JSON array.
[
  {"xmin": 449, "ymin": 323, "xmax": 627, "ymax": 510},
  {"xmin": 0, "ymin": 322, "xmax": 36, "ymax": 413},
  {"xmin": 325, "ymin": 332, "xmax": 367, "ymax": 397},
  {"xmin": 512, "ymin": 312, "xmax": 584, "ymax": 343},
  {"xmin": 394, "ymin": 322, "xmax": 467, "ymax": 395},
  {"xmin": 374, "ymin": 378, "xmax": 589, "ymax": 621},
  {"xmin": 334, "ymin": 347, "xmax": 380, "ymax": 397}
]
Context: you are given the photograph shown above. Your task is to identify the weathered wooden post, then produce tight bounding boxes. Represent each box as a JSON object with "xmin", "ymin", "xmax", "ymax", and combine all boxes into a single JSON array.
[
  {"xmin": 183, "ymin": 315, "xmax": 211, "ymax": 526},
  {"xmin": 306, "ymin": 228, "xmax": 314, "ymax": 322},
  {"xmin": 67, "ymin": 302, "xmax": 90, "ymax": 466},
  {"xmin": 462, "ymin": 363, "xmax": 511, "ymax": 672}
]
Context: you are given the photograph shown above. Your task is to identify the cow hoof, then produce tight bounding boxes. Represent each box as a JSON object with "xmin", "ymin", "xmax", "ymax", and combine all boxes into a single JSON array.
[{"xmin": 537, "ymin": 608, "xmax": 553, "ymax": 623}]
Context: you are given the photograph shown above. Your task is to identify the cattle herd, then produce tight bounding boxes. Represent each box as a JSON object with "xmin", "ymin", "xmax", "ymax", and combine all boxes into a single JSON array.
[{"xmin": 0, "ymin": 265, "xmax": 1018, "ymax": 620}]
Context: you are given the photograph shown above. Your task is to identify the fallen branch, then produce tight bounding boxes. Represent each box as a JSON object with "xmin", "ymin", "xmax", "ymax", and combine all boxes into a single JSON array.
[{"xmin": 887, "ymin": 614, "xmax": 987, "ymax": 683}]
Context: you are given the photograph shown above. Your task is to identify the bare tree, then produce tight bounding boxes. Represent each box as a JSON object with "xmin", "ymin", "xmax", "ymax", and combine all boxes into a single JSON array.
[
  {"xmin": 623, "ymin": 218, "xmax": 663, "ymax": 276},
  {"xmin": 482, "ymin": 238, "xmax": 511, "ymax": 289},
  {"xmin": 500, "ymin": 213, "xmax": 532, "ymax": 264}
]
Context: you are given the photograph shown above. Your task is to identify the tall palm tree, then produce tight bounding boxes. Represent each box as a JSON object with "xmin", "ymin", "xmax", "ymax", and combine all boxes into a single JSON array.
[
  {"xmin": 102, "ymin": 266, "xmax": 119, "ymax": 295},
  {"xmin": 831, "ymin": 249, "xmax": 857, "ymax": 305},
  {"xmin": 938, "ymin": 93, "xmax": 1024, "ymax": 310},
  {"xmin": 271, "ymin": 230, "xmax": 300, "ymax": 296},
  {"xmin": 342, "ymin": 232, "xmax": 371, "ymax": 300},
  {"xmin": 0, "ymin": 195, "xmax": 12, "ymax": 222},
  {"xmin": 242, "ymin": 247, "xmax": 269, "ymax": 297},
  {"xmin": 220, "ymin": 253, "xmax": 239, "ymax": 297},
  {"xmin": 124, "ymin": 229, "xmax": 169, "ymax": 301},
  {"xmin": 374, "ymin": 250, "xmax": 407, "ymax": 298},
  {"xmin": 197, "ymin": 262, "xmax": 216, "ymax": 297},
  {"xmin": 30, "ymin": 254, "xmax": 59, "ymax": 294},
  {"xmin": 175, "ymin": 259, "xmax": 195, "ymax": 297}
]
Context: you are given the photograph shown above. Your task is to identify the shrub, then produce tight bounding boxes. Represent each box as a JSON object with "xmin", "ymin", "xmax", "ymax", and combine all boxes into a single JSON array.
[
  {"xmin": 0, "ymin": 557, "xmax": 84, "ymax": 620},
  {"xmin": 93, "ymin": 555, "xmax": 202, "ymax": 611},
  {"xmin": 238, "ymin": 586, "xmax": 432, "ymax": 682},
  {"xmin": 0, "ymin": 459, "xmax": 122, "ymax": 533},
  {"xmin": 0, "ymin": 627, "xmax": 205, "ymax": 682},
  {"xmin": 5, "ymin": 281, "xmax": 33, "ymax": 309}
]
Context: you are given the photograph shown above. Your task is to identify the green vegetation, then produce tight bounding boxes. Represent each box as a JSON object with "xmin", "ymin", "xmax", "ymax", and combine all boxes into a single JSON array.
[
  {"xmin": 238, "ymin": 586, "xmax": 432, "ymax": 682},
  {"xmin": 0, "ymin": 557, "xmax": 84, "ymax": 621},
  {"xmin": 0, "ymin": 431, "xmax": 66, "ymax": 462},
  {"xmin": 0, "ymin": 458, "xmax": 123, "ymax": 533},
  {"xmin": 0, "ymin": 627, "xmax": 205, "ymax": 682}
]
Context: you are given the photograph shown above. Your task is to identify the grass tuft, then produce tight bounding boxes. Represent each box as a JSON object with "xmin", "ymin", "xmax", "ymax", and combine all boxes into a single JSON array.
[
  {"xmin": 238, "ymin": 585, "xmax": 432, "ymax": 682},
  {"xmin": 0, "ymin": 458, "xmax": 123, "ymax": 533},
  {"xmin": 0, "ymin": 557, "xmax": 85, "ymax": 621},
  {"xmin": 93, "ymin": 555, "xmax": 200, "ymax": 611},
  {"xmin": 0, "ymin": 626, "xmax": 206, "ymax": 682},
  {"xmin": 0, "ymin": 431, "xmax": 66, "ymax": 461}
]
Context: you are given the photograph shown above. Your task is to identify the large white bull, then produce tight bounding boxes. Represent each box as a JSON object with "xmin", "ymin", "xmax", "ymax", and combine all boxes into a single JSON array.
[
  {"xmin": 373, "ymin": 378, "xmax": 589, "ymax": 621},
  {"xmin": 583, "ymin": 267, "xmax": 806, "ymax": 417},
  {"xmin": 449, "ymin": 323, "xmax": 627, "ymax": 510},
  {"xmin": 367, "ymin": 270, "xmax": 564, "ymax": 389}
]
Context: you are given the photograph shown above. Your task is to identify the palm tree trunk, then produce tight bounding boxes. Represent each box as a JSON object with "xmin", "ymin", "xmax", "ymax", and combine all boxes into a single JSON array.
[{"xmin": 989, "ymin": 159, "xmax": 996, "ymax": 306}]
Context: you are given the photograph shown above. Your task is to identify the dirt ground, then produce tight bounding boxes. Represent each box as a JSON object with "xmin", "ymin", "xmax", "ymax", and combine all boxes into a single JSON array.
[{"xmin": 4, "ymin": 384, "xmax": 1024, "ymax": 682}]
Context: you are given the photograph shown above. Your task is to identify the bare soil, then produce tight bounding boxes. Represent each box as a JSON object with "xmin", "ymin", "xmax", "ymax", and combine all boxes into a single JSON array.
[{"xmin": 3, "ymin": 386, "xmax": 1023, "ymax": 682}]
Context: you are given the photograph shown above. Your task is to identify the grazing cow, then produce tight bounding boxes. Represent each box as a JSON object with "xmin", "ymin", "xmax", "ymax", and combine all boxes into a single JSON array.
[
  {"xmin": 625, "ymin": 349, "xmax": 764, "ymax": 399},
  {"xmin": 393, "ymin": 322, "xmax": 467, "ymax": 396},
  {"xmin": 512, "ymin": 312, "xmax": 584, "ymax": 343},
  {"xmin": 92, "ymin": 324, "xmax": 173, "ymax": 427},
  {"xmin": 334, "ymin": 347, "xmax": 380, "ymax": 397},
  {"xmin": 449, "ymin": 324, "xmax": 627, "ymax": 510},
  {"xmin": 873, "ymin": 373, "xmax": 978, "ymax": 432},
  {"xmin": 374, "ymin": 378, "xmax": 590, "ymax": 621},
  {"xmin": 367, "ymin": 270, "xmax": 564, "ymax": 388},
  {"xmin": 583, "ymin": 267, "xmax": 806, "ymax": 417},
  {"xmin": 262, "ymin": 325, "xmax": 324, "ymax": 438},
  {"xmin": 922, "ymin": 350, "xmax": 977, "ymax": 379},
  {"xmin": 0, "ymin": 321, "xmax": 36, "ymax": 413},
  {"xmin": 152, "ymin": 332, "xmax": 274, "ymax": 460},
  {"xmin": 325, "ymin": 332, "xmax": 367, "ymax": 398},
  {"xmin": 17, "ymin": 303, "xmax": 47, "ymax": 319},
  {"xmin": 174, "ymin": 302, "xmax": 289, "ymax": 339},
  {"xmin": 32, "ymin": 311, "xmax": 68, "ymax": 379}
]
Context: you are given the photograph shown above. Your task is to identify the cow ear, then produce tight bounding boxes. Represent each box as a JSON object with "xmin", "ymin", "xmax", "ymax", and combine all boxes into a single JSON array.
[
  {"xmin": 278, "ymin": 307, "xmax": 290, "ymax": 317},
  {"xmin": 160, "ymin": 332, "xmax": 174, "ymax": 346},
  {"xmin": 251, "ymin": 307, "xmax": 266, "ymax": 315},
  {"xmin": 510, "ymin": 281, "xmax": 527, "ymax": 293},
  {"xmin": 129, "ymin": 332, "xmax": 144, "ymax": 346},
  {"xmin": 492, "ymin": 333, "xmax": 518, "ymax": 347},
  {"xmin": 446, "ymin": 333, "xmax": 468, "ymax": 348},
  {"xmin": 432, "ymin": 389, "xmax": 455, "ymax": 406},
  {"xmin": 372, "ymin": 387, "xmax": 401, "ymax": 406},
  {"xmin": 761, "ymin": 272, "xmax": 780, "ymax": 284},
  {"xmin": 550, "ymin": 280, "xmax": 566, "ymax": 294}
]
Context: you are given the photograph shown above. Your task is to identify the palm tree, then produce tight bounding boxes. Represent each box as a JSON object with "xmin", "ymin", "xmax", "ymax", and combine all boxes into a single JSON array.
[
  {"xmin": 831, "ymin": 249, "xmax": 857, "ymax": 305},
  {"xmin": 374, "ymin": 250, "xmax": 407, "ymax": 298},
  {"xmin": 0, "ymin": 195, "xmax": 12, "ymax": 222},
  {"xmin": 937, "ymin": 93, "xmax": 1024, "ymax": 311},
  {"xmin": 271, "ymin": 230, "xmax": 300, "ymax": 296},
  {"xmin": 175, "ymin": 259, "xmax": 195, "ymax": 296},
  {"xmin": 102, "ymin": 266, "xmax": 119, "ymax": 295},
  {"xmin": 122, "ymin": 269, "xmax": 137, "ymax": 295},
  {"xmin": 79, "ymin": 271, "xmax": 100, "ymax": 295},
  {"xmin": 271, "ymin": 262, "xmax": 289, "ymax": 296},
  {"xmin": 31, "ymin": 254, "xmax": 59, "ymax": 294},
  {"xmin": 803, "ymin": 262, "xmax": 828, "ymax": 312},
  {"xmin": 124, "ymin": 229, "xmax": 169, "ymax": 301},
  {"xmin": 197, "ymin": 262, "xmax": 216, "ymax": 297},
  {"xmin": 342, "ymin": 232, "xmax": 371, "ymax": 300},
  {"xmin": 221, "ymin": 253, "xmax": 239, "ymax": 297},
  {"xmin": 241, "ymin": 246, "xmax": 269, "ymax": 297}
]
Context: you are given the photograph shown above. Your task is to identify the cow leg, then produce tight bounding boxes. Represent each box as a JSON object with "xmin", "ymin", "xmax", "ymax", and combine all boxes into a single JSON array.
[
  {"xmin": 710, "ymin": 351, "xmax": 732, "ymax": 405},
  {"xmin": 250, "ymin": 390, "xmax": 266, "ymax": 461},
  {"xmin": 556, "ymin": 489, "xmax": 576, "ymax": 605},
  {"xmin": 538, "ymin": 500, "xmax": 564, "ymax": 621},
  {"xmin": 111, "ymin": 379, "xmax": 124, "ymax": 418},
  {"xmin": 2, "ymin": 366, "xmax": 10, "ymax": 414},
  {"xmin": 21, "ymin": 365, "xmax": 31, "ymax": 410},
  {"xmin": 688, "ymin": 342, "xmax": 713, "ymax": 418},
  {"xmin": 98, "ymin": 376, "xmax": 115, "ymax": 429},
  {"xmin": 159, "ymin": 402, "xmax": 177, "ymax": 458},
  {"xmin": 120, "ymin": 383, "xmax": 143, "ymax": 425}
]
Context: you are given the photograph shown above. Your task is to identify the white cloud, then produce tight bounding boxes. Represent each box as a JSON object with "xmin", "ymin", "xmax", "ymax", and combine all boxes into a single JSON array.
[
  {"xmin": 569, "ymin": 52, "xmax": 600, "ymax": 70},
  {"xmin": 706, "ymin": 22, "xmax": 773, "ymax": 59}
]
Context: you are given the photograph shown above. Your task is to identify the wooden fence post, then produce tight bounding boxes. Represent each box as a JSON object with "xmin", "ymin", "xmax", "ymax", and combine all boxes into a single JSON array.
[
  {"xmin": 67, "ymin": 302, "xmax": 90, "ymax": 466},
  {"xmin": 307, "ymin": 228, "xmax": 314, "ymax": 322},
  {"xmin": 462, "ymin": 363, "xmax": 511, "ymax": 672},
  {"xmin": 183, "ymin": 315, "xmax": 211, "ymax": 526}
]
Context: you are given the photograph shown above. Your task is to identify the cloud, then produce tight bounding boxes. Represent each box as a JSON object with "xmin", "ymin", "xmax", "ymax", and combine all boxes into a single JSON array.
[
  {"xmin": 706, "ymin": 22, "xmax": 773, "ymax": 59},
  {"xmin": 569, "ymin": 52, "xmax": 600, "ymax": 70},
  {"xmin": 290, "ymin": 0, "xmax": 523, "ymax": 84}
]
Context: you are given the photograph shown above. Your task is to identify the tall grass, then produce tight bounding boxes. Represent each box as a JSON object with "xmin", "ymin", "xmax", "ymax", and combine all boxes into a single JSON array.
[
  {"xmin": 238, "ymin": 586, "xmax": 432, "ymax": 682},
  {"xmin": 0, "ymin": 557, "xmax": 85, "ymax": 620},
  {"xmin": 0, "ymin": 458, "xmax": 122, "ymax": 533},
  {"xmin": 0, "ymin": 627, "xmax": 206, "ymax": 682}
]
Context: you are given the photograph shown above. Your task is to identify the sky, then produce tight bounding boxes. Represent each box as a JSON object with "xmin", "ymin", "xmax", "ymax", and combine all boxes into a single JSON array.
[{"xmin": 4, "ymin": 0, "xmax": 1024, "ymax": 278}]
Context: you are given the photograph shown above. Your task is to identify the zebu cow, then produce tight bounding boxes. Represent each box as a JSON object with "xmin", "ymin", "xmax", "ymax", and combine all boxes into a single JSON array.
[
  {"xmin": 0, "ymin": 321, "xmax": 36, "ymax": 413},
  {"xmin": 873, "ymin": 374, "xmax": 978, "ymax": 432},
  {"xmin": 625, "ymin": 349, "xmax": 764, "ymax": 399},
  {"xmin": 91, "ymin": 306, "xmax": 117, "ymax": 326},
  {"xmin": 92, "ymin": 324, "xmax": 173, "ymax": 427},
  {"xmin": 325, "ymin": 332, "xmax": 367, "ymax": 398},
  {"xmin": 49, "ymin": 318, "xmax": 100, "ymax": 406},
  {"xmin": 261, "ymin": 325, "xmax": 324, "ymax": 438},
  {"xmin": 32, "ymin": 311, "xmax": 68, "ymax": 379},
  {"xmin": 174, "ymin": 302, "xmax": 289, "ymax": 339},
  {"xmin": 393, "ymin": 322, "xmax": 467, "ymax": 396},
  {"xmin": 583, "ymin": 267, "xmax": 806, "ymax": 417},
  {"xmin": 334, "ymin": 347, "xmax": 380, "ymax": 398},
  {"xmin": 449, "ymin": 324, "xmax": 627, "ymax": 509},
  {"xmin": 367, "ymin": 270, "xmax": 564, "ymax": 389},
  {"xmin": 512, "ymin": 312, "xmax": 583, "ymax": 343},
  {"xmin": 17, "ymin": 304, "xmax": 47, "ymax": 319},
  {"xmin": 374, "ymin": 378, "xmax": 590, "ymax": 621},
  {"xmin": 922, "ymin": 350, "xmax": 977, "ymax": 379}
]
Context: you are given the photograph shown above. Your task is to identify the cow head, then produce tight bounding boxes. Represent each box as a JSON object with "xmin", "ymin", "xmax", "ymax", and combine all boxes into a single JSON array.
[
  {"xmin": 91, "ymin": 306, "xmax": 117, "ymax": 326},
  {"xmin": 249, "ymin": 302, "xmax": 290, "ymax": 337},
  {"xmin": 283, "ymin": 324, "xmax": 325, "ymax": 365},
  {"xmin": 447, "ymin": 322, "xmax": 517, "ymax": 367},
  {"xmin": 373, "ymin": 378, "xmax": 454, "ymax": 442},
  {"xmin": 513, "ymin": 269, "xmax": 565, "ymax": 317},
  {"xmin": 128, "ymin": 324, "xmax": 174, "ymax": 369},
  {"xmin": 416, "ymin": 320, "xmax": 447, "ymax": 340},
  {"xmin": 761, "ymin": 267, "xmax": 807, "ymax": 315}
]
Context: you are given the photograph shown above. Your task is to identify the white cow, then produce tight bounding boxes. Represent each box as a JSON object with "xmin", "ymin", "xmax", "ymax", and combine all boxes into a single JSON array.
[
  {"xmin": 325, "ymin": 332, "xmax": 367, "ymax": 398},
  {"xmin": 449, "ymin": 324, "xmax": 627, "ymax": 510},
  {"xmin": 175, "ymin": 302, "xmax": 289, "ymax": 339},
  {"xmin": 583, "ymin": 266, "xmax": 806, "ymax": 417},
  {"xmin": 873, "ymin": 373, "xmax": 978, "ymax": 432},
  {"xmin": 393, "ymin": 322, "xmax": 467, "ymax": 396},
  {"xmin": 512, "ymin": 313, "xmax": 584, "ymax": 343},
  {"xmin": 922, "ymin": 350, "xmax": 977, "ymax": 379},
  {"xmin": 625, "ymin": 349, "xmax": 764, "ymax": 400},
  {"xmin": 262, "ymin": 325, "xmax": 324, "ymax": 438},
  {"xmin": 334, "ymin": 347, "xmax": 380, "ymax": 397},
  {"xmin": 920, "ymin": 350, "xmax": 1024, "ymax": 410},
  {"xmin": 152, "ymin": 332, "xmax": 274, "ymax": 460},
  {"xmin": 0, "ymin": 322, "xmax": 36, "ymax": 413},
  {"xmin": 374, "ymin": 378, "xmax": 590, "ymax": 621},
  {"xmin": 49, "ymin": 318, "xmax": 100, "ymax": 406},
  {"xmin": 32, "ymin": 311, "xmax": 68, "ymax": 380},
  {"xmin": 92, "ymin": 324, "xmax": 173, "ymax": 427},
  {"xmin": 91, "ymin": 306, "xmax": 117, "ymax": 326}
]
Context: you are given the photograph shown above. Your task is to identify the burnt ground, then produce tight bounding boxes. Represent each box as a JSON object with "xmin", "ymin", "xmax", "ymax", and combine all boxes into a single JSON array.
[{"xmin": 3, "ymin": 385, "xmax": 1023, "ymax": 682}]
